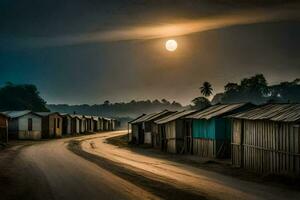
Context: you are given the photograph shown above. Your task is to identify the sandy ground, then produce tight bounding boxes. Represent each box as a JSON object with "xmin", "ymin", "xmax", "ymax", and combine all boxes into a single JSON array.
[
  {"xmin": 0, "ymin": 135, "xmax": 159, "ymax": 200},
  {"xmin": 79, "ymin": 131, "xmax": 300, "ymax": 200}
]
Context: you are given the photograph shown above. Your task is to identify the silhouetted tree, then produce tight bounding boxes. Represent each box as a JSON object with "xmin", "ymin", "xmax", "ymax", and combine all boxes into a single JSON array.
[
  {"xmin": 221, "ymin": 74, "xmax": 269, "ymax": 104},
  {"xmin": 200, "ymin": 81, "xmax": 213, "ymax": 97},
  {"xmin": 191, "ymin": 97, "xmax": 211, "ymax": 110},
  {"xmin": 104, "ymin": 100, "xmax": 110, "ymax": 106},
  {"xmin": 0, "ymin": 83, "xmax": 49, "ymax": 112},
  {"xmin": 269, "ymin": 79, "xmax": 300, "ymax": 103},
  {"xmin": 161, "ymin": 99, "xmax": 170, "ymax": 105},
  {"xmin": 224, "ymin": 83, "xmax": 239, "ymax": 92}
]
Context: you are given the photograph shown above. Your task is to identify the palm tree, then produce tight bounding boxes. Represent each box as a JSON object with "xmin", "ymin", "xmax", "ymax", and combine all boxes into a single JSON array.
[{"xmin": 200, "ymin": 81, "xmax": 213, "ymax": 97}]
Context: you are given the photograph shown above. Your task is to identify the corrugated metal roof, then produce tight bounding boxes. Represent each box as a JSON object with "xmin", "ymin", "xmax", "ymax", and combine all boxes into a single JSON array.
[
  {"xmin": 71, "ymin": 114, "xmax": 83, "ymax": 119},
  {"xmin": 230, "ymin": 104, "xmax": 300, "ymax": 122},
  {"xmin": 35, "ymin": 112, "xmax": 61, "ymax": 117},
  {"xmin": 2, "ymin": 110, "xmax": 35, "ymax": 118},
  {"xmin": 145, "ymin": 110, "xmax": 176, "ymax": 122},
  {"xmin": 185, "ymin": 103, "xmax": 249, "ymax": 120},
  {"xmin": 155, "ymin": 110, "xmax": 197, "ymax": 124},
  {"xmin": 60, "ymin": 113, "xmax": 72, "ymax": 117},
  {"xmin": 131, "ymin": 112, "xmax": 158, "ymax": 124},
  {"xmin": 0, "ymin": 113, "xmax": 9, "ymax": 118},
  {"xmin": 128, "ymin": 114, "xmax": 146, "ymax": 124},
  {"xmin": 92, "ymin": 116, "xmax": 99, "ymax": 120}
]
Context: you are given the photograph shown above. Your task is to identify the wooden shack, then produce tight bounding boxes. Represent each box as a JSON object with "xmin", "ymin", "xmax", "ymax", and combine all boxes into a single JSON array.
[
  {"xmin": 103, "ymin": 118, "xmax": 110, "ymax": 131},
  {"xmin": 4, "ymin": 110, "xmax": 43, "ymax": 140},
  {"xmin": 128, "ymin": 114, "xmax": 146, "ymax": 143},
  {"xmin": 230, "ymin": 104, "xmax": 300, "ymax": 175},
  {"xmin": 185, "ymin": 103, "xmax": 253, "ymax": 158},
  {"xmin": 37, "ymin": 112, "xmax": 63, "ymax": 138},
  {"xmin": 70, "ymin": 115, "xmax": 80, "ymax": 134},
  {"xmin": 61, "ymin": 113, "xmax": 72, "ymax": 135},
  {"xmin": 111, "ymin": 119, "xmax": 116, "ymax": 131},
  {"xmin": 144, "ymin": 110, "xmax": 175, "ymax": 146},
  {"xmin": 130, "ymin": 113, "xmax": 160, "ymax": 145},
  {"xmin": 84, "ymin": 116, "xmax": 93, "ymax": 132},
  {"xmin": 108, "ymin": 119, "xmax": 112, "ymax": 131},
  {"xmin": 155, "ymin": 110, "xmax": 198, "ymax": 153},
  {"xmin": 99, "ymin": 117, "xmax": 104, "ymax": 131},
  {"xmin": 80, "ymin": 115, "xmax": 86, "ymax": 133},
  {"xmin": 92, "ymin": 116, "xmax": 99, "ymax": 132},
  {"xmin": 0, "ymin": 113, "xmax": 9, "ymax": 143}
]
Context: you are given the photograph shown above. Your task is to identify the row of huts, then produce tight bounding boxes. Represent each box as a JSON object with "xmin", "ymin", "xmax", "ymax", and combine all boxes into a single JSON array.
[
  {"xmin": 0, "ymin": 110, "xmax": 117, "ymax": 141},
  {"xmin": 128, "ymin": 103, "xmax": 300, "ymax": 175}
]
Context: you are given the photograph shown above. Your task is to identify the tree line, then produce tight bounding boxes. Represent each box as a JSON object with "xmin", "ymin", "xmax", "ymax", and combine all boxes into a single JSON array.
[
  {"xmin": 47, "ymin": 99, "xmax": 184, "ymax": 118},
  {"xmin": 191, "ymin": 74, "xmax": 300, "ymax": 110},
  {"xmin": 1, "ymin": 74, "xmax": 299, "ymax": 118}
]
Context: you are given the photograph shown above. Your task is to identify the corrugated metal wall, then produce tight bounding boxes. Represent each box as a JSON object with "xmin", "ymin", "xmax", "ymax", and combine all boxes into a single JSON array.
[
  {"xmin": 165, "ymin": 121, "xmax": 176, "ymax": 153},
  {"xmin": 192, "ymin": 118, "xmax": 232, "ymax": 158},
  {"xmin": 232, "ymin": 119, "xmax": 242, "ymax": 166},
  {"xmin": 192, "ymin": 119, "xmax": 215, "ymax": 139},
  {"xmin": 193, "ymin": 138, "xmax": 216, "ymax": 157},
  {"xmin": 232, "ymin": 119, "xmax": 300, "ymax": 175}
]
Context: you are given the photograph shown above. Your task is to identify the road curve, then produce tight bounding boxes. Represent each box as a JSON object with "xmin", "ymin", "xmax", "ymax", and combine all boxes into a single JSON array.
[
  {"xmin": 2, "ymin": 131, "xmax": 300, "ymax": 200},
  {"xmin": 9, "ymin": 134, "xmax": 159, "ymax": 200},
  {"xmin": 81, "ymin": 131, "xmax": 300, "ymax": 200}
]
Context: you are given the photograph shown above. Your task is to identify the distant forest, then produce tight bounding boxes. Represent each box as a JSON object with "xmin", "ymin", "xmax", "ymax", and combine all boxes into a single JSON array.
[
  {"xmin": 0, "ymin": 74, "xmax": 299, "ymax": 121},
  {"xmin": 47, "ymin": 100, "xmax": 185, "ymax": 119}
]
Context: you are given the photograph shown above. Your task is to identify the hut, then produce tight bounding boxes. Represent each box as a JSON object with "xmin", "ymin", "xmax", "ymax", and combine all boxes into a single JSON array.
[
  {"xmin": 0, "ymin": 113, "xmax": 9, "ymax": 143},
  {"xmin": 99, "ymin": 117, "xmax": 104, "ymax": 131},
  {"xmin": 4, "ymin": 110, "xmax": 43, "ymax": 140},
  {"xmin": 36, "ymin": 112, "xmax": 63, "ymax": 138},
  {"xmin": 144, "ymin": 110, "xmax": 176, "ymax": 146},
  {"xmin": 61, "ymin": 113, "xmax": 72, "ymax": 135},
  {"xmin": 74, "ymin": 115, "xmax": 86, "ymax": 133},
  {"xmin": 92, "ymin": 116, "xmax": 100, "ymax": 132},
  {"xmin": 185, "ymin": 103, "xmax": 254, "ymax": 158},
  {"xmin": 108, "ymin": 119, "xmax": 112, "ymax": 131},
  {"xmin": 155, "ymin": 110, "xmax": 198, "ymax": 153},
  {"xmin": 103, "ymin": 118, "xmax": 110, "ymax": 131},
  {"xmin": 129, "ymin": 113, "xmax": 159, "ymax": 145},
  {"xmin": 128, "ymin": 114, "xmax": 146, "ymax": 143},
  {"xmin": 70, "ymin": 115, "xmax": 80, "ymax": 134},
  {"xmin": 111, "ymin": 119, "xmax": 116, "ymax": 131},
  {"xmin": 84, "ymin": 116, "xmax": 93, "ymax": 132},
  {"xmin": 230, "ymin": 104, "xmax": 300, "ymax": 175}
]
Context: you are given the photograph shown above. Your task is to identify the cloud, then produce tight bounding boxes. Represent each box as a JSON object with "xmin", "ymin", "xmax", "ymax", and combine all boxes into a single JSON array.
[{"xmin": 19, "ymin": 6, "xmax": 300, "ymax": 47}]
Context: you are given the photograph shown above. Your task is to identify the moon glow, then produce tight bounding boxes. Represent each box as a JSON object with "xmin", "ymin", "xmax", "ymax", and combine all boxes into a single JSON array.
[{"xmin": 165, "ymin": 39, "xmax": 177, "ymax": 51}]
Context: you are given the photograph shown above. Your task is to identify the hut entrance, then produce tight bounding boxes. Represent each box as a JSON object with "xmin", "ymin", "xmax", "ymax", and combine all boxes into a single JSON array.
[
  {"xmin": 138, "ymin": 124, "xmax": 144, "ymax": 144},
  {"xmin": 184, "ymin": 120, "xmax": 193, "ymax": 154},
  {"xmin": 160, "ymin": 125, "xmax": 167, "ymax": 151},
  {"xmin": 93, "ymin": 122, "xmax": 97, "ymax": 132},
  {"xmin": 0, "ymin": 127, "xmax": 7, "ymax": 143},
  {"xmin": 54, "ymin": 118, "xmax": 57, "ymax": 137}
]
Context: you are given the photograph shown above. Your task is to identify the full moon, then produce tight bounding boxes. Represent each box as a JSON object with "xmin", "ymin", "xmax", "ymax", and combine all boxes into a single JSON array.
[{"xmin": 165, "ymin": 39, "xmax": 177, "ymax": 52}]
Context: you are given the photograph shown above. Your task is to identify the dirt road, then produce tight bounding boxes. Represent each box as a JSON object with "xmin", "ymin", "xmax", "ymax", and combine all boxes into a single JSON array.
[
  {"xmin": 80, "ymin": 131, "xmax": 300, "ymax": 200},
  {"xmin": 0, "ymin": 135, "xmax": 158, "ymax": 200},
  {"xmin": 1, "ymin": 130, "xmax": 300, "ymax": 200}
]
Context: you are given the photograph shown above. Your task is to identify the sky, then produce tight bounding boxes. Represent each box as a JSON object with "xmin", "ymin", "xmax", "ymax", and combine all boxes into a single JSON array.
[{"xmin": 0, "ymin": 0, "xmax": 300, "ymax": 105}]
